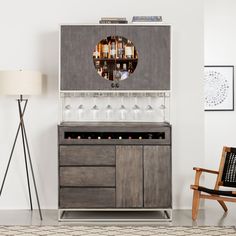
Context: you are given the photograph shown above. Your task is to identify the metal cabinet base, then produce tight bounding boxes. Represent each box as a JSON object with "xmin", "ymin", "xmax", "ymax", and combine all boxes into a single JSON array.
[
  {"xmin": 58, "ymin": 208, "xmax": 172, "ymax": 222},
  {"xmin": 58, "ymin": 122, "xmax": 172, "ymax": 221}
]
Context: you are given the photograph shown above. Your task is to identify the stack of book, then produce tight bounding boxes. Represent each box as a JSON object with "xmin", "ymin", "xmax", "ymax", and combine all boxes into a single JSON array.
[
  {"xmin": 132, "ymin": 16, "xmax": 163, "ymax": 23},
  {"xmin": 99, "ymin": 17, "xmax": 128, "ymax": 24}
]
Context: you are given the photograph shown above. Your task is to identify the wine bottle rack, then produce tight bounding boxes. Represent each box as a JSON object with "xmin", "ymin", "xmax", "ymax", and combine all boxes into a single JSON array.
[
  {"xmin": 64, "ymin": 131, "xmax": 165, "ymax": 140},
  {"xmin": 58, "ymin": 122, "xmax": 171, "ymax": 145}
]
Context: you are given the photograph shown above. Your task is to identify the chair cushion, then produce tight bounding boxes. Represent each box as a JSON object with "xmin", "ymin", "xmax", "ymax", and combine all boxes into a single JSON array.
[
  {"xmin": 222, "ymin": 150, "xmax": 236, "ymax": 187},
  {"xmin": 198, "ymin": 186, "xmax": 236, "ymax": 197}
]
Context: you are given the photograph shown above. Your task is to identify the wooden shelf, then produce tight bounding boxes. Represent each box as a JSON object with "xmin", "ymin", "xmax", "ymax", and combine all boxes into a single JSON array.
[{"xmin": 93, "ymin": 58, "xmax": 138, "ymax": 62}]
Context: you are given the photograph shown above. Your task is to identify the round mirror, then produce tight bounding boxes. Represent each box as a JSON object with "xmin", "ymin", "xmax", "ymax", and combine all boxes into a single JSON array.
[{"xmin": 93, "ymin": 36, "xmax": 138, "ymax": 81}]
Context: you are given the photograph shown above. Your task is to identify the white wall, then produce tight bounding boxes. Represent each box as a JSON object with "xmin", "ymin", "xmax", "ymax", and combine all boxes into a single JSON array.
[
  {"xmin": 204, "ymin": 0, "xmax": 236, "ymax": 211},
  {"xmin": 0, "ymin": 0, "xmax": 204, "ymax": 209}
]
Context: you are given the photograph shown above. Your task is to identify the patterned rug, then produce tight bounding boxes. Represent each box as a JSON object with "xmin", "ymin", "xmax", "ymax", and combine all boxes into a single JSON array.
[{"xmin": 0, "ymin": 226, "xmax": 235, "ymax": 236}]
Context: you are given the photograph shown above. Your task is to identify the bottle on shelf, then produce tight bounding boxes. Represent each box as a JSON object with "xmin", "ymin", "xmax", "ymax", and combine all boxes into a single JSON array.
[
  {"xmin": 113, "ymin": 63, "xmax": 122, "ymax": 80},
  {"xmin": 93, "ymin": 45, "xmax": 100, "ymax": 58},
  {"xmin": 117, "ymin": 37, "xmax": 124, "ymax": 59},
  {"xmin": 102, "ymin": 61, "xmax": 108, "ymax": 79},
  {"xmin": 110, "ymin": 36, "xmax": 117, "ymax": 59},
  {"xmin": 101, "ymin": 38, "xmax": 109, "ymax": 58},
  {"xmin": 95, "ymin": 60, "xmax": 100, "ymax": 69},
  {"xmin": 128, "ymin": 62, "xmax": 134, "ymax": 73},
  {"xmin": 120, "ymin": 63, "xmax": 129, "ymax": 80},
  {"xmin": 125, "ymin": 40, "xmax": 133, "ymax": 59}
]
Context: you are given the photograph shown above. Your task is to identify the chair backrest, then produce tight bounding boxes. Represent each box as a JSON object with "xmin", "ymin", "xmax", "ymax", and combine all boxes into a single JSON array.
[{"xmin": 220, "ymin": 147, "xmax": 236, "ymax": 187}]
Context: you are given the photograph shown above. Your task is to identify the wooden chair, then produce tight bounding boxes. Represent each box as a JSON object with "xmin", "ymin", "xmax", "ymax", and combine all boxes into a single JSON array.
[{"xmin": 190, "ymin": 146, "xmax": 236, "ymax": 220}]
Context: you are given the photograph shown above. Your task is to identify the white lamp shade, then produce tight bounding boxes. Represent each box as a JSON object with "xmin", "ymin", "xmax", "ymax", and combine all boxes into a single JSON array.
[{"xmin": 0, "ymin": 70, "xmax": 42, "ymax": 95}]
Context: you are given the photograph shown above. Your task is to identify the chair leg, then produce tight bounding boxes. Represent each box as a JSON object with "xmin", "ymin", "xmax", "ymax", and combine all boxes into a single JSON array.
[
  {"xmin": 192, "ymin": 190, "xmax": 201, "ymax": 221},
  {"xmin": 217, "ymin": 200, "xmax": 228, "ymax": 212}
]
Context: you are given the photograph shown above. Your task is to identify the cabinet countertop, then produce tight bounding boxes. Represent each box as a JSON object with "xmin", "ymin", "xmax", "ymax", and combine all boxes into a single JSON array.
[{"xmin": 59, "ymin": 122, "xmax": 171, "ymax": 128}]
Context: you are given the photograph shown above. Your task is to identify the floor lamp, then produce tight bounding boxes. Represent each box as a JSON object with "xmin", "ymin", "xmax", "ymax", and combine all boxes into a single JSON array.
[{"xmin": 0, "ymin": 70, "xmax": 43, "ymax": 220}]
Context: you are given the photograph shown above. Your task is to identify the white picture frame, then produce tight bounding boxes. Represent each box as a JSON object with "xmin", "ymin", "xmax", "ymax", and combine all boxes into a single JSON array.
[{"xmin": 204, "ymin": 65, "xmax": 234, "ymax": 111}]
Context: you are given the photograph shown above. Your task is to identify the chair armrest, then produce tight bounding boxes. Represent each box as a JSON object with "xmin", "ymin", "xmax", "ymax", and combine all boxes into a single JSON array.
[{"xmin": 193, "ymin": 167, "xmax": 219, "ymax": 175}]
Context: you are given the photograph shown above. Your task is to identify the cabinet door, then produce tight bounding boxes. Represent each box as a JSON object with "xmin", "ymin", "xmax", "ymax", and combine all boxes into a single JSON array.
[
  {"xmin": 144, "ymin": 146, "xmax": 171, "ymax": 208},
  {"xmin": 61, "ymin": 25, "xmax": 116, "ymax": 90},
  {"xmin": 116, "ymin": 146, "xmax": 143, "ymax": 208},
  {"xmin": 115, "ymin": 26, "xmax": 171, "ymax": 90}
]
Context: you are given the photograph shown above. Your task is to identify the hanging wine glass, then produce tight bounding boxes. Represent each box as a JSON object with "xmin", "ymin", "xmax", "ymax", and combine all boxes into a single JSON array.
[
  {"xmin": 106, "ymin": 104, "xmax": 112, "ymax": 120},
  {"xmin": 64, "ymin": 104, "xmax": 72, "ymax": 121},
  {"xmin": 76, "ymin": 104, "xmax": 84, "ymax": 121},
  {"xmin": 132, "ymin": 104, "xmax": 140, "ymax": 120},
  {"xmin": 119, "ymin": 104, "xmax": 127, "ymax": 120},
  {"xmin": 159, "ymin": 93, "xmax": 166, "ymax": 122}
]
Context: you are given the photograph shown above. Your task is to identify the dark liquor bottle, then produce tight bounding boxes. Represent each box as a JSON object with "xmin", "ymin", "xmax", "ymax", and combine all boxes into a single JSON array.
[
  {"xmin": 125, "ymin": 40, "xmax": 133, "ymax": 59},
  {"xmin": 117, "ymin": 37, "xmax": 124, "ymax": 58},
  {"xmin": 128, "ymin": 62, "xmax": 134, "ymax": 73},
  {"xmin": 102, "ymin": 61, "xmax": 108, "ymax": 80},
  {"xmin": 101, "ymin": 39, "xmax": 109, "ymax": 58},
  {"xmin": 114, "ymin": 63, "xmax": 121, "ymax": 80},
  {"xmin": 110, "ymin": 36, "xmax": 117, "ymax": 58}
]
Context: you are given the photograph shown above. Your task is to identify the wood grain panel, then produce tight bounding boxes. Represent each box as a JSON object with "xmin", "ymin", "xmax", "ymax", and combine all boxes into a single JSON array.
[
  {"xmin": 60, "ymin": 188, "xmax": 115, "ymax": 208},
  {"xmin": 144, "ymin": 146, "xmax": 171, "ymax": 208},
  {"xmin": 59, "ymin": 145, "xmax": 115, "ymax": 166},
  {"xmin": 60, "ymin": 167, "xmax": 115, "ymax": 187},
  {"xmin": 116, "ymin": 145, "xmax": 143, "ymax": 208}
]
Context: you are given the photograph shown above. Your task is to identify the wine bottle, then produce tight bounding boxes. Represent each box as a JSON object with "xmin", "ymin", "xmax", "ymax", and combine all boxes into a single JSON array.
[
  {"xmin": 117, "ymin": 37, "xmax": 124, "ymax": 59},
  {"xmin": 93, "ymin": 45, "xmax": 100, "ymax": 58},
  {"xmin": 128, "ymin": 62, "xmax": 134, "ymax": 73},
  {"xmin": 102, "ymin": 61, "xmax": 108, "ymax": 79},
  {"xmin": 110, "ymin": 36, "xmax": 117, "ymax": 58},
  {"xmin": 114, "ymin": 63, "xmax": 122, "ymax": 80},
  {"xmin": 120, "ymin": 63, "xmax": 129, "ymax": 80},
  {"xmin": 95, "ymin": 60, "xmax": 100, "ymax": 69},
  {"xmin": 125, "ymin": 40, "xmax": 133, "ymax": 59},
  {"xmin": 101, "ymin": 39, "xmax": 109, "ymax": 58}
]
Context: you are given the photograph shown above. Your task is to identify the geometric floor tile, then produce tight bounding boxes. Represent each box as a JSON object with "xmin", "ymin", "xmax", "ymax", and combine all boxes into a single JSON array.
[{"xmin": 0, "ymin": 226, "xmax": 235, "ymax": 236}]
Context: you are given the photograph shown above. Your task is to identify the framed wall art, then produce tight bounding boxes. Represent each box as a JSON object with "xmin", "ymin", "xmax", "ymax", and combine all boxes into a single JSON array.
[{"xmin": 204, "ymin": 65, "xmax": 234, "ymax": 111}]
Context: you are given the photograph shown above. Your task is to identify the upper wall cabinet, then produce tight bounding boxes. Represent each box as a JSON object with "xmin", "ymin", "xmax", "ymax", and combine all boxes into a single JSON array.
[{"xmin": 60, "ymin": 25, "xmax": 171, "ymax": 91}]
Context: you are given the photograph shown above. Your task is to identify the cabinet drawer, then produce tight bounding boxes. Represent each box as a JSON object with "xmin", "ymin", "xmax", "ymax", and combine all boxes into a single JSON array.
[
  {"xmin": 59, "ymin": 145, "xmax": 115, "ymax": 166},
  {"xmin": 60, "ymin": 188, "xmax": 115, "ymax": 208},
  {"xmin": 60, "ymin": 167, "xmax": 115, "ymax": 187}
]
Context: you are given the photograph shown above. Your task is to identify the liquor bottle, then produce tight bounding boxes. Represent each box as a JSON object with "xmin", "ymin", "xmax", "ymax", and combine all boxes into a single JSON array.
[
  {"xmin": 125, "ymin": 40, "xmax": 133, "ymax": 59},
  {"xmin": 120, "ymin": 63, "xmax": 129, "ymax": 80},
  {"xmin": 114, "ymin": 63, "xmax": 122, "ymax": 80},
  {"xmin": 117, "ymin": 37, "xmax": 124, "ymax": 58},
  {"xmin": 102, "ymin": 61, "xmax": 108, "ymax": 79},
  {"xmin": 101, "ymin": 38, "xmax": 109, "ymax": 58},
  {"xmin": 93, "ymin": 45, "xmax": 100, "ymax": 58},
  {"xmin": 123, "ymin": 63, "xmax": 127, "ymax": 71},
  {"xmin": 95, "ymin": 60, "xmax": 100, "ymax": 70},
  {"xmin": 128, "ymin": 62, "xmax": 134, "ymax": 73},
  {"xmin": 110, "ymin": 36, "xmax": 117, "ymax": 58}
]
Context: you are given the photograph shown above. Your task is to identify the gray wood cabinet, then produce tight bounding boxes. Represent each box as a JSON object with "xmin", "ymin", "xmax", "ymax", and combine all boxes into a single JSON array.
[
  {"xmin": 60, "ymin": 25, "xmax": 171, "ymax": 91},
  {"xmin": 144, "ymin": 146, "xmax": 171, "ymax": 208},
  {"xmin": 116, "ymin": 146, "xmax": 143, "ymax": 208},
  {"xmin": 58, "ymin": 122, "xmax": 172, "ymax": 211}
]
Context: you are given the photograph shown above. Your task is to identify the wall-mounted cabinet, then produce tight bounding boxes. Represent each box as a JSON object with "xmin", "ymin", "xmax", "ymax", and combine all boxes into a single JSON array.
[{"xmin": 60, "ymin": 24, "xmax": 171, "ymax": 91}]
